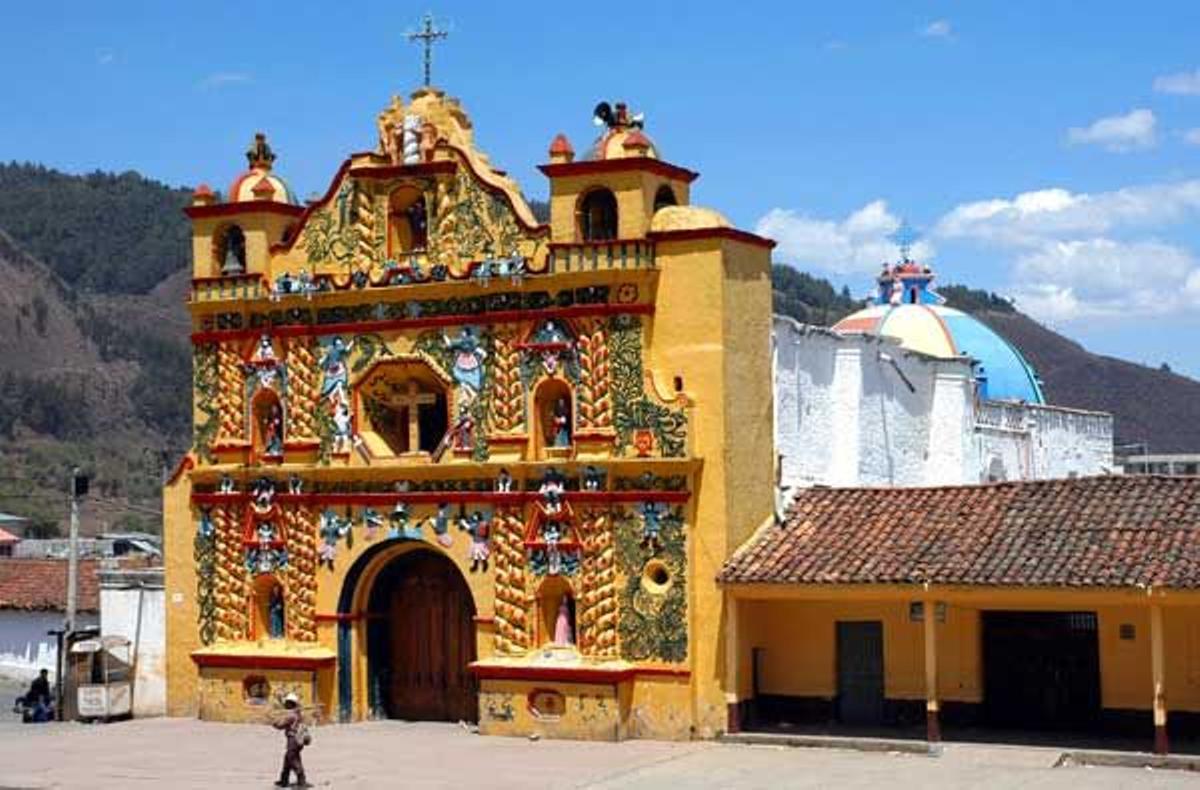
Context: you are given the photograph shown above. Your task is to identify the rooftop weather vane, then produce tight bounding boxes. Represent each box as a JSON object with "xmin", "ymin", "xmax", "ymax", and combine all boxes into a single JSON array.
[
  {"xmin": 407, "ymin": 12, "xmax": 450, "ymax": 87},
  {"xmin": 889, "ymin": 220, "xmax": 919, "ymax": 263}
]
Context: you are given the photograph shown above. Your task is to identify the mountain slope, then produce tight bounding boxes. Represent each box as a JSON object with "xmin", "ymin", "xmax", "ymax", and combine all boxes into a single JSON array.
[{"xmin": 972, "ymin": 310, "xmax": 1200, "ymax": 453}]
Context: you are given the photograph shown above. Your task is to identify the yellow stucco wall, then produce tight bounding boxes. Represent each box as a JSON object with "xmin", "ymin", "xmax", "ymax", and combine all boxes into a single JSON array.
[{"xmin": 736, "ymin": 593, "xmax": 1200, "ymax": 715}]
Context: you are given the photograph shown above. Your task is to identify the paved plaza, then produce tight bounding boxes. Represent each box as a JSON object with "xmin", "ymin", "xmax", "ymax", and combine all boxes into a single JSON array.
[{"xmin": 0, "ymin": 714, "xmax": 1195, "ymax": 789}]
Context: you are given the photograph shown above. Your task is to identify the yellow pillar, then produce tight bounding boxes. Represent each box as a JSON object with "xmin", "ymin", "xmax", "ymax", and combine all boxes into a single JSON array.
[
  {"xmin": 923, "ymin": 599, "xmax": 940, "ymax": 743},
  {"xmin": 723, "ymin": 594, "xmax": 742, "ymax": 733},
  {"xmin": 1151, "ymin": 603, "xmax": 1168, "ymax": 755}
]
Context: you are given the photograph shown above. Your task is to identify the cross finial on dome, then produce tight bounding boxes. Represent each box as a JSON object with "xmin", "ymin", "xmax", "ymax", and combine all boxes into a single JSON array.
[{"xmin": 889, "ymin": 220, "xmax": 919, "ymax": 263}]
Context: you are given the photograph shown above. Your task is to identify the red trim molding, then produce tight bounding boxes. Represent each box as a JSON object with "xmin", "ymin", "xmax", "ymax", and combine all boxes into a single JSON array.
[
  {"xmin": 192, "ymin": 490, "xmax": 691, "ymax": 508},
  {"xmin": 166, "ymin": 454, "xmax": 195, "ymax": 486},
  {"xmin": 184, "ymin": 201, "xmax": 306, "ymax": 220},
  {"xmin": 190, "ymin": 652, "xmax": 335, "ymax": 671},
  {"xmin": 469, "ymin": 662, "xmax": 690, "ymax": 684},
  {"xmin": 192, "ymin": 302, "xmax": 655, "ymax": 344},
  {"xmin": 648, "ymin": 227, "xmax": 776, "ymax": 250},
  {"xmin": 538, "ymin": 158, "xmax": 699, "ymax": 184},
  {"xmin": 347, "ymin": 161, "xmax": 457, "ymax": 180},
  {"xmin": 473, "ymin": 615, "xmax": 497, "ymax": 625}
]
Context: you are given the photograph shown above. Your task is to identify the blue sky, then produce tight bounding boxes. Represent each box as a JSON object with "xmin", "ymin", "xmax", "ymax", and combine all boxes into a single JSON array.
[{"xmin": 3, "ymin": 2, "xmax": 1200, "ymax": 375}]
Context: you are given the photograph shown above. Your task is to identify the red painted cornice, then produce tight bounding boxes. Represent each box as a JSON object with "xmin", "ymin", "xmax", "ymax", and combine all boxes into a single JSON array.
[
  {"xmin": 190, "ymin": 652, "xmax": 336, "ymax": 671},
  {"xmin": 190, "ymin": 302, "xmax": 654, "ymax": 344},
  {"xmin": 648, "ymin": 227, "xmax": 776, "ymax": 250},
  {"xmin": 191, "ymin": 490, "xmax": 691, "ymax": 507},
  {"xmin": 184, "ymin": 201, "xmax": 306, "ymax": 220},
  {"xmin": 468, "ymin": 662, "xmax": 690, "ymax": 683},
  {"xmin": 538, "ymin": 157, "xmax": 699, "ymax": 184},
  {"xmin": 346, "ymin": 161, "xmax": 457, "ymax": 180}
]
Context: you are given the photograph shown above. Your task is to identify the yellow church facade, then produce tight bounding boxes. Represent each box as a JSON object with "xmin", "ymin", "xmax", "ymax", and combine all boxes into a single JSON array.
[{"xmin": 163, "ymin": 87, "xmax": 776, "ymax": 739}]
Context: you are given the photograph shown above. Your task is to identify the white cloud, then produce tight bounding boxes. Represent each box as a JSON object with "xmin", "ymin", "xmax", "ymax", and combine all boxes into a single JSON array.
[
  {"xmin": 1154, "ymin": 69, "xmax": 1200, "ymax": 95},
  {"xmin": 199, "ymin": 72, "xmax": 252, "ymax": 89},
  {"xmin": 755, "ymin": 201, "xmax": 935, "ymax": 276},
  {"xmin": 1011, "ymin": 239, "xmax": 1200, "ymax": 321},
  {"xmin": 920, "ymin": 19, "xmax": 953, "ymax": 38},
  {"xmin": 97, "ymin": 49, "xmax": 115, "ymax": 66},
  {"xmin": 1184, "ymin": 128, "xmax": 1200, "ymax": 146},
  {"xmin": 1066, "ymin": 108, "xmax": 1156, "ymax": 152},
  {"xmin": 935, "ymin": 181, "xmax": 1200, "ymax": 246}
]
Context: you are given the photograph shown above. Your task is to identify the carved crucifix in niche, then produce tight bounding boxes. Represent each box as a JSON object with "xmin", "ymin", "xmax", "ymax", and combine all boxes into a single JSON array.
[{"xmin": 370, "ymin": 378, "xmax": 447, "ymax": 455}]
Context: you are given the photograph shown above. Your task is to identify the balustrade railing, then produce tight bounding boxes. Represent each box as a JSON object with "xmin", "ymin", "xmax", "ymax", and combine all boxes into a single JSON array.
[{"xmin": 546, "ymin": 239, "xmax": 655, "ymax": 273}]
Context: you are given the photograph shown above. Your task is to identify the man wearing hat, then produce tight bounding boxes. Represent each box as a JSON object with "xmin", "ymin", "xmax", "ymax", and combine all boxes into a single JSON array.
[{"xmin": 272, "ymin": 692, "xmax": 309, "ymax": 788}]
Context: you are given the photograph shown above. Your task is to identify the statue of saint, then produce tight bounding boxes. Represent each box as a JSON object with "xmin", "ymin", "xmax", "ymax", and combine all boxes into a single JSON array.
[
  {"xmin": 263, "ymin": 403, "xmax": 284, "ymax": 456},
  {"xmin": 268, "ymin": 585, "xmax": 285, "ymax": 639},
  {"xmin": 553, "ymin": 595, "xmax": 574, "ymax": 646},
  {"xmin": 552, "ymin": 397, "xmax": 571, "ymax": 447},
  {"xmin": 443, "ymin": 327, "xmax": 486, "ymax": 396},
  {"xmin": 319, "ymin": 337, "xmax": 354, "ymax": 404}
]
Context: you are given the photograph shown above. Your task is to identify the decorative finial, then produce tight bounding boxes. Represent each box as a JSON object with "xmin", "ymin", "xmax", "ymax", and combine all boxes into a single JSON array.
[
  {"xmin": 407, "ymin": 12, "xmax": 450, "ymax": 87},
  {"xmin": 889, "ymin": 220, "xmax": 919, "ymax": 263},
  {"xmin": 245, "ymin": 132, "xmax": 276, "ymax": 169}
]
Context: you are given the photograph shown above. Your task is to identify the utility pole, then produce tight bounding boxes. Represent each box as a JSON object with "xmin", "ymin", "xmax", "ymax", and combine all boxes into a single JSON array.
[{"xmin": 65, "ymin": 467, "xmax": 85, "ymax": 633}]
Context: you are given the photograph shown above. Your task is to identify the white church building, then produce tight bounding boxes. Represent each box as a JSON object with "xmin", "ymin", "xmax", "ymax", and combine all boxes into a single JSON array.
[{"xmin": 773, "ymin": 258, "xmax": 1114, "ymax": 490}]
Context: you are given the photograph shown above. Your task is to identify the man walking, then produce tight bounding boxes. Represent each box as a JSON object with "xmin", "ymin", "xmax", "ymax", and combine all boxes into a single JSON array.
[{"xmin": 272, "ymin": 692, "xmax": 309, "ymax": 788}]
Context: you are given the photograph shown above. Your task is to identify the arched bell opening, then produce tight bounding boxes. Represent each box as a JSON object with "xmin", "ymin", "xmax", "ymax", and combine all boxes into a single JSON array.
[
  {"xmin": 214, "ymin": 224, "xmax": 247, "ymax": 275},
  {"xmin": 577, "ymin": 187, "xmax": 618, "ymax": 242}
]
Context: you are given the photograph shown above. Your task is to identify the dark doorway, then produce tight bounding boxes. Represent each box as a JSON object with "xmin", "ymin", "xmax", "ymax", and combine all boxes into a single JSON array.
[
  {"xmin": 836, "ymin": 621, "xmax": 884, "ymax": 726},
  {"xmin": 982, "ymin": 611, "xmax": 1100, "ymax": 730},
  {"xmin": 366, "ymin": 550, "xmax": 478, "ymax": 722}
]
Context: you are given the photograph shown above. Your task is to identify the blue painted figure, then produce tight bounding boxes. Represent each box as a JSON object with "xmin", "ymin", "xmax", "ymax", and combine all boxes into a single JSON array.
[
  {"xmin": 552, "ymin": 397, "xmax": 571, "ymax": 447},
  {"xmin": 640, "ymin": 502, "xmax": 664, "ymax": 551},
  {"xmin": 433, "ymin": 503, "xmax": 453, "ymax": 548},
  {"xmin": 319, "ymin": 337, "xmax": 353, "ymax": 404},
  {"xmin": 444, "ymin": 327, "xmax": 487, "ymax": 395}
]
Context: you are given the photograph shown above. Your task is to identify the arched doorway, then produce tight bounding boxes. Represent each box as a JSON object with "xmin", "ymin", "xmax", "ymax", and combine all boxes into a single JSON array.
[{"xmin": 365, "ymin": 549, "xmax": 477, "ymax": 722}]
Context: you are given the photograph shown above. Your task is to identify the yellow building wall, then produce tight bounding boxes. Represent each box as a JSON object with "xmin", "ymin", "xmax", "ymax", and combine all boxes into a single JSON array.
[
  {"xmin": 648, "ymin": 235, "xmax": 774, "ymax": 736},
  {"xmin": 548, "ymin": 171, "xmax": 692, "ymax": 243},
  {"xmin": 163, "ymin": 471, "xmax": 200, "ymax": 717},
  {"xmin": 738, "ymin": 596, "xmax": 1200, "ymax": 714}
]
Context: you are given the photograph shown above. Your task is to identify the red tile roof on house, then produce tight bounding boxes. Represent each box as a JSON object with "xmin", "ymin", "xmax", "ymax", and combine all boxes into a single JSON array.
[
  {"xmin": 720, "ymin": 476, "xmax": 1200, "ymax": 589},
  {"xmin": 0, "ymin": 527, "xmax": 19, "ymax": 544},
  {"xmin": 0, "ymin": 559, "xmax": 100, "ymax": 612}
]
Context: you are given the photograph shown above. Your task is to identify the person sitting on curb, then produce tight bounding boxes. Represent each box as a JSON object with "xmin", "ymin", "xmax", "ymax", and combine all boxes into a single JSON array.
[{"xmin": 15, "ymin": 669, "xmax": 54, "ymax": 723}]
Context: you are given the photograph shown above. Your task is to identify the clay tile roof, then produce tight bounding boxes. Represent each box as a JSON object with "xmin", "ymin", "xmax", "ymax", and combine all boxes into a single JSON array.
[
  {"xmin": 719, "ymin": 476, "xmax": 1200, "ymax": 590},
  {"xmin": 0, "ymin": 527, "xmax": 18, "ymax": 544},
  {"xmin": 0, "ymin": 559, "xmax": 100, "ymax": 612},
  {"xmin": 548, "ymin": 133, "xmax": 574, "ymax": 156}
]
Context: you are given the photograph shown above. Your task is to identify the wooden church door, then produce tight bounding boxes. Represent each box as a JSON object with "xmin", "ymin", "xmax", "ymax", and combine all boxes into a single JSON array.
[{"xmin": 384, "ymin": 552, "xmax": 478, "ymax": 722}]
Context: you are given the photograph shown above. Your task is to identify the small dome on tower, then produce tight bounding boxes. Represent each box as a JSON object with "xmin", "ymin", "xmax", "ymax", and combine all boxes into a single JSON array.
[
  {"xmin": 228, "ymin": 133, "xmax": 298, "ymax": 205},
  {"xmin": 586, "ymin": 101, "xmax": 659, "ymax": 161},
  {"xmin": 650, "ymin": 205, "xmax": 731, "ymax": 233}
]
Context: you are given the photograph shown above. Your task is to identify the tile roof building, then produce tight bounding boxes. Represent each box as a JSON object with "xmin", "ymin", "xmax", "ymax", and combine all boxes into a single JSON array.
[
  {"xmin": 0, "ymin": 558, "xmax": 100, "ymax": 612},
  {"xmin": 720, "ymin": 475, "xmax": 1200, "ymax": 755},
  {"xmin": 721, "ymin": 475, "xmax": 1200, "ymax": 588}
]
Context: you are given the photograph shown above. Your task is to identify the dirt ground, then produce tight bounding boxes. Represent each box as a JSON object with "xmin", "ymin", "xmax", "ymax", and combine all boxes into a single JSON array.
[{"xmin": 0, "ymin": 716, "xmax": 1194, "ymax": 789}]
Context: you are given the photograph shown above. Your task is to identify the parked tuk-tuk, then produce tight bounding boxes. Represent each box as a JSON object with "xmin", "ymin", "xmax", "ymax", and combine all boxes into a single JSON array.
[{"xmin": 68, "ymin": 636, "xmax": 132, "ymax": 721}]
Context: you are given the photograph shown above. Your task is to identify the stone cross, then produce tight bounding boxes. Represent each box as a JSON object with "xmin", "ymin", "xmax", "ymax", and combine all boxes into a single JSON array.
[
  {"xmin": 407, "ymin": 12, "xmax": 449, "ymax": 87},
  {"xmin": 395, "ymin": 380, "xmax": 437, "ymax": 451}
]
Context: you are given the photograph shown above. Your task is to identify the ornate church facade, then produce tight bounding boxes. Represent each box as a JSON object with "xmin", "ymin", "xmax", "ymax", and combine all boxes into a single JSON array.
[{"xmin": 163, "ymin": 87, "xmax": 775, "ymax": 739}]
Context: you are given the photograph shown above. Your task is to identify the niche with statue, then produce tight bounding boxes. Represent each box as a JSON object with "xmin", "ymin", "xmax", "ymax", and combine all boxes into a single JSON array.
[
  {"xmin": 252, "ymin": 576, "xmax": 286, "ymax": 641},
  {"xmin": 534, "ymin": 378, "xmax": 574, "ymax": 460}
]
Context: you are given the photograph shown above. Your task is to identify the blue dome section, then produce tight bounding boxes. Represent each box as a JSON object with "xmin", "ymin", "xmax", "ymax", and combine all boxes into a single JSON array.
[{"xmin": 940, "ymin": 311, "xmax": 1045, "ymax": 403}]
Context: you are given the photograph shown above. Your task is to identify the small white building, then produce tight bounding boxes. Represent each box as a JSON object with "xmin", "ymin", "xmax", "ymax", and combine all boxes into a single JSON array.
[
  {"xmin": 98, "ymin": 567, "xmax": 165, "ymax": 717},
  {"xmin": 772, "ymin": 259, "xmax": 1113, "ymax": 490}
]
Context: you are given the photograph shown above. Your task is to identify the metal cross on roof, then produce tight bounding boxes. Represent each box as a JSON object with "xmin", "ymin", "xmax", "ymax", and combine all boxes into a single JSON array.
[
  {"xmin": 407, "ymin": 12, "xmax": 449, "ymax": 87},
  {"xmin": 889, "ymin": 220, "xmax": 919, "ymax": 262}
]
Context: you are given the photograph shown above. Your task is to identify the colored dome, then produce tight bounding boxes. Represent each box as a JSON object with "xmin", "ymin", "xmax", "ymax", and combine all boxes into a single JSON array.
[
  {"xmin": 832, "ymin": 260, "xmax": 1044, "ymax": 403},
  {"xmin": 227, "ymin": 133, "xmax": 297, "ymax": 205},
  {"xmin": 650, "ymin": 205, "xmax": 730, "ymax": 232}
]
